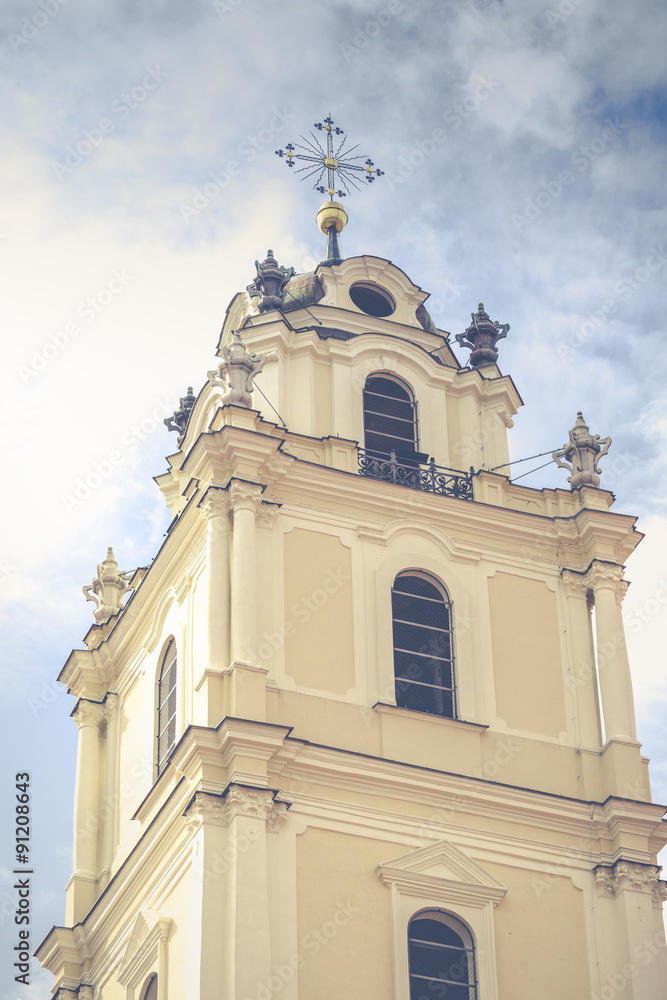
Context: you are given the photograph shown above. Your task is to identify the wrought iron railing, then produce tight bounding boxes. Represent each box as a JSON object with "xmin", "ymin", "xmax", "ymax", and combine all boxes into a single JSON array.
[{"xmin": 358, "ymin": 449, "xmax": 474, "ymax": 500}]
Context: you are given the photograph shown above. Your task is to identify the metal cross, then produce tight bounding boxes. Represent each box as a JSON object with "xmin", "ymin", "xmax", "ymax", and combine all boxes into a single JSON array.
[{"xmin": 275, "ymin": 114, "xmax": 383, "ymax": 198}]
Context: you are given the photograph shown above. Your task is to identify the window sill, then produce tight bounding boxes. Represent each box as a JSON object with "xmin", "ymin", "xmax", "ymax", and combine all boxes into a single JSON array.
[{"xmin": 372, "ymin": 702, "xmax": 488, "ymax": 732}]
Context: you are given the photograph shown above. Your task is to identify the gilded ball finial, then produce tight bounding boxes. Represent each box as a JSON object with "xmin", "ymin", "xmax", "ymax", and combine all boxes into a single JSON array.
[{"xmin": 315, "ymin": 199, "xmax": 348, "ymax": 235}]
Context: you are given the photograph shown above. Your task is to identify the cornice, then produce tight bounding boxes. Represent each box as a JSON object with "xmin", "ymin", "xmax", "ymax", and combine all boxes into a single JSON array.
[{"xmin": 271, "ymin": 738, "xmax": 667, "ymax": 852}]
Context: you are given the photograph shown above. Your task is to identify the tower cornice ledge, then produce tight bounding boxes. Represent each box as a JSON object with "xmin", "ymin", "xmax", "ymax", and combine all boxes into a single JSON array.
[
  {"xmin": 180, "ymin": 411, "xmax": 290, "ymax": 488},
  {"xmin": 58, "ymin": 648, "xmax": 109, "ymax": 700},
  {"xmin": 131, "ymin": 717, "xmax": 293, "ymax": 828},
  {"xmin": 34, "ymin": 926, "xmax": 86, "ymax": 997}
]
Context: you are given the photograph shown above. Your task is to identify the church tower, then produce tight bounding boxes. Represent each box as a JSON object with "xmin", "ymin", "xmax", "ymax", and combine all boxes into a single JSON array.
[{"xmin": 37, "ymin": 120, "xmax": 666, "ymax": 1000}]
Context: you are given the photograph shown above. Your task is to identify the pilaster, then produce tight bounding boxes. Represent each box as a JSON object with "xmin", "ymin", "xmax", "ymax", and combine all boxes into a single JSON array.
[
  {"xmin": 593, "ymin": 861, "xmax": 667, "ymax": 998},
  {"xmin": 229, "ymin": 480, "xmax": 268, "ymax": 720},
  {"xmin": 585, "ymin": 561, "xmax": 636, "ymax": 742},
  {"xmin": 560, "ymin": 571, "xmax": 602, "ymax": 750},
  {"xmin": 197, "ymin": 488, "xmax": 232, "ymax": 727},
  {"xmin": 99, "ymin": 694, "xmax": 119, "ymax": 891},
  {"xmin": 66, "ymin": 699, "xmax": 106, "ymax": 924},
  {"xmin": 184, "ymin": 786, "xmax": 289, "ymax": 1000}
]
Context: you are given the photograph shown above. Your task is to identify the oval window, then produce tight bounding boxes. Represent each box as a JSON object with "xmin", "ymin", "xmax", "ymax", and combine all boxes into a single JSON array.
[{"xmin": 349, "ymin": 282, "xmax": 395, "ymax": 318}]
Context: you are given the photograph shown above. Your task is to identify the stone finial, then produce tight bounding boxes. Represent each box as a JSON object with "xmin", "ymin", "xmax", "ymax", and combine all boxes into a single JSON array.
[
  {"xmin": 207, "ymin": 331, "xmax": 266, "ymax": 407},
  {"xmin": 552, "ymin": 412, "xmax": 611, "ymax": 489},
  {"xmin": 82, "ymin": 547, "xmax": 133, "ymax": 624},
  {"xmin": 455, "ymin": 303, "xmax": 510, "ymax": 368},
  {"xmin": 246, "ymin": 250, "xmax": 296, "ymax": 313},
  {"xmin": 164, "ymin": 386, "xmax": 197, "ymax": 445}
]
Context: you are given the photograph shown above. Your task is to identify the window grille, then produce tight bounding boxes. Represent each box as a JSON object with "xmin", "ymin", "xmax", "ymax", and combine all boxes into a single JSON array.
[
  {"xmin": 392, "ymin": 574, "xmax": 456, "ymax": 718},
  {"xmin": 363, "ymin": 375, "xmax": 418, "ymax": 462},
  {"xmin": 408, "ymin": 912, "xmax": 477, "ymax": 1000},
  {"xmin": 157, "ymin": 640, "xmax": 177, "ymax": 776}
]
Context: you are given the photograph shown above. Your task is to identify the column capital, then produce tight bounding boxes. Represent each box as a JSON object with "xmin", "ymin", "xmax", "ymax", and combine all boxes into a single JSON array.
[
  {"xmin": 585, "ymin": 561, "xmax": 628, "ymax": 603},
  {"xmin": 78, "ymin": 987, "xmax": 94, "ymax": 1000},
  {"xmin": 184, "ymin": 787, "xmax": 289, "ymax": 832},
  {"xmin": 256, "ymin": 502, "xmax": 281, "ymax": 528},
  {"xmin": 560, "ymin": 570, "xmax": 590, "ymax": 600},
  {"xmin": 594, "ymin": 861, "xmax": 665, "ymax": 908},
  {"xmin": 229, "ymin": 480, "xmax": 264, "ymax": 514},
  {"xmin": 72, "ymin": 700, "xmax": 106, "ymax": 730},
  {"xmin": 199, "ymin": 486, "xmax": 231, "ymax": 520}
]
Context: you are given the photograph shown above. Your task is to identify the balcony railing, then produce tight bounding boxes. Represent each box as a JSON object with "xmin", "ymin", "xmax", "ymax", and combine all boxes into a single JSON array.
[{"xmin": 358, "ymin": 449, "xmax": 474, "ymax": 500}]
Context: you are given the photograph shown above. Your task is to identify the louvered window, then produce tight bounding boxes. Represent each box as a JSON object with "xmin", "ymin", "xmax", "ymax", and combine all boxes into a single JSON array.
[
  {"xmin": 157, "ymin": 640, "xmax": 177, "ymax": 776},
  {"xmin": 392, "ymin": 574, "xmax": 456, "ymax": 718},
  {"xmin": 363, "ymin": 375, "xmax": 418, "ymax": 462},
  {"xmin": 408, "ymin": 912, "xmax": 477, "ymax": 1000}
]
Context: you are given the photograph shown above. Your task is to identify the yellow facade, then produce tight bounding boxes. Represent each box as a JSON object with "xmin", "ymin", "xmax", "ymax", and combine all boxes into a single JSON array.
[{"xmin": 36, "ymin": 251, "xmax": 666, "ymax": 1000}]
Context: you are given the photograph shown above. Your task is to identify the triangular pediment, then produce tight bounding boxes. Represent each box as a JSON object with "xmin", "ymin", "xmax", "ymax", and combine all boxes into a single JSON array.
[
  {"xmin": 377, "ymin": 840, "xmax": 507, "ymax": 908},
  {"xmin": 117, "ymin": 909, "xmax": 172, "ymax": 988},
  {"xmin": 122, "ymin": 909, "xmax": 160, "ymax": 967}
]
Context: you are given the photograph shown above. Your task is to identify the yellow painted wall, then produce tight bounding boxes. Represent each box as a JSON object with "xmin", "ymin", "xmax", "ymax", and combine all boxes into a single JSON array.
[
  {"xmin": 488, "ymin": 573, "xmax": 567, "ymax": 738},
  {"xmin": 314, "ymin": 361, "xmax": 333, "ymax": 438},
  {"xmin": 485, "ymin": 861, "xmax": 591, "ymax": 1000},
  {"xmin": 445, "ymin": 392, "xmax": 462, "ymax": 469},
  {"xmin": 296, "ymin": 828, "xmax": 401, "ymax": 999},
  {"xmin": 283, "ymin": 529, "xmax": 355, "ymax": 693},
  {"xmin": 98, "ymin": 978, "xmax": 125, "ymax": 1000}
]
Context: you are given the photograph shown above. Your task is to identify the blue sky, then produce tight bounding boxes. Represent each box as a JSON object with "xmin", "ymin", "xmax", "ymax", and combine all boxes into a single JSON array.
[{"xmin": 1, "ymin": 0, "xmax": 666, "ymax": 994}]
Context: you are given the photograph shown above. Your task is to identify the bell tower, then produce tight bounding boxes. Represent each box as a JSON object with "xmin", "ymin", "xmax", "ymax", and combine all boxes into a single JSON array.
[{"xmin": 37, "ymin": 119, "xmax": 666, "ymax": 1000}]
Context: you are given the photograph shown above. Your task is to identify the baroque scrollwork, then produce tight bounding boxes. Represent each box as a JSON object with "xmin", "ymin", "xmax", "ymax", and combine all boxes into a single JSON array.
[
  {"xmin": 256, "ymin": 503, "xmax": 281, "ymax": 528},
  {"xmin": 83, "ymin": 547, "xmax": 133, "ymax": 625},
  {"xmin": 207, "ymin": 331, "xmax": 266, "ymax": 408},
  {"xmin": 72, "ymin": 700, "xmax": 107, "ymax": 731},
  {"xmin": 199, "ymin": 487, "xmax": 231, "ymax": 520},
  {"xmin": 594, "ymin": 861, "xmax": 665, "ymax": 907},
  {"xmin": 185, "ymin": 788, "xmax": 289, "ymax": 832},
  {"xmin": 552, "ymin": 412, "xmax": 611, "ymax": 490},
  {"xmin": 229, "ymin": 480, "xmax": 264, "ymax": 515},
  {"xmin": 560, "ymin": 570, "xmax": 590, "ymax": 600},
  {"xmin": 585, "ymin": 561, "xmax": 628, "ymax": 605}
]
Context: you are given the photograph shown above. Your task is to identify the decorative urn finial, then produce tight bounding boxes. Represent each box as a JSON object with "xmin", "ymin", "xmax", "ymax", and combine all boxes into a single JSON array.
[
  {"xmin": 207, "ymin": 331, "xmax": 267, "ymax": 407},
  {"xmin": 82, "ymin": 547, "xmax": 133, "ymax": 624},
  {"xmin": 552, "ymin": 412, "xmax": 611, "ymax": 489},
  {"xmin": 164, "ymin": 386, "xmax": 197, "ymax": 445},
  {"xmin": 246, "ymin": 250, "xmax": 296, "ymax": 313},
  {"xmin": 455, "ymin": 303, "xmax": 510, "ymax": 368}
]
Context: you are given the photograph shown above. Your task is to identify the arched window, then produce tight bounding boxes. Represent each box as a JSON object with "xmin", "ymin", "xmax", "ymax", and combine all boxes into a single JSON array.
[
  {"xmin": 156, "ymin": 639, "xmax": 177, "ymax": 776},
  {"xmin": 363, "ymin": 374, "xmax": 418, "ymax": 461},
  {"xmin": 141, "ymin": 975, "xmax": 158, "ymax": 1000},
  {"xmin": 392, "ymin": 573, "xmax": 456, "ymax": 718},
  {"xmin": 408, "ymin": 911, "xmax": 477, "ymax": 1000}
]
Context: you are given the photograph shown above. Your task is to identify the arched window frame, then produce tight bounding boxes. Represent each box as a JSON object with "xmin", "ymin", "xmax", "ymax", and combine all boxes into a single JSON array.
[
  {"xmin": 155, "ymin": 637, "xmax": 178, "ymax": 778},
  {"xmin": 391, "ymin": 570, "xmax": 457, "ymax": 720},
  {"xmin": 407, "ymin": 909, "xmax": 477, "ymax": 999},
  {"xmin": 377, "ymin": 840, "xmax": 506, "ymax": 1000},
  {"xmin": 140, "ymin": 974, "xmax": 158, "ymax": 1000},
  {"xmin": 362, "ymin": 372, "xmax": 420, "ymax": 461}
]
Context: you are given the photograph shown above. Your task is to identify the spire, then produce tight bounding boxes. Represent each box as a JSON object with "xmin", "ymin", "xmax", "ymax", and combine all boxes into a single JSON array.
[
  {"xmin": 275, "ymin": 114, "xmax": 383, "ymax": 265},
  {"xmin": 455, "ymin": 303, "xmax": 510, "ymax": 368},
  {"xmin": 552, "ymin": 412, "xmax": 611, "ymax": 489}
]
